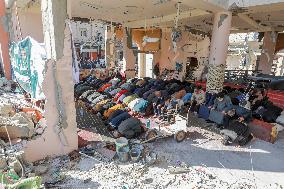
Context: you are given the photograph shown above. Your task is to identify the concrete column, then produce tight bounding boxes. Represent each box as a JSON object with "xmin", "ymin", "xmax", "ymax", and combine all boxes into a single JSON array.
[
  {"xmin": 0, "ymin": 0, "xmax": 12, "ymax": 80},
  {"xmin": 123, "ymin": 28, "xmax": 136, "ymax": 78},
  {"xmin": 24, "ymin": 0, "xmax": 78, "ymax": 162},
  {"xmin": 138, "ymin": 53, "xmax": 146, "ymax": 78},
  {"xmin": 105, "ymin": 28, "xmax": 115, "ymax": 69},
  {"xmin": 258, "ymin": 32, "xmax": 277, "ymax": 74},
  {"xmin": 206, "ymin": 11, "xmax": 232, "ymax": 93}
]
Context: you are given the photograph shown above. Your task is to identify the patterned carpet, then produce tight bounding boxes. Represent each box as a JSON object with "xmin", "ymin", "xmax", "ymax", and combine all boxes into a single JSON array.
[{"xmin": 76, "ymin": 106, "xmax": 114, "ymax": 144}]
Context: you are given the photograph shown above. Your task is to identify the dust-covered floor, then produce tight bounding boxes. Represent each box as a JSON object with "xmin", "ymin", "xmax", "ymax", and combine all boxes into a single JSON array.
[{"xmin": 40, "ymin": 113, "xmax": 284, "ymax": 189}]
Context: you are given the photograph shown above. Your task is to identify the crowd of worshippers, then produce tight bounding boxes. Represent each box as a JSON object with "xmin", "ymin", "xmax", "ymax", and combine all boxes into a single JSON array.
[
  {"xmin": 79, "ymin": 58, "xmax": 106, "ymax": 69},
  {"xmin": 74, "ymin": 73, "xmax": 283, "ymax": 145}
]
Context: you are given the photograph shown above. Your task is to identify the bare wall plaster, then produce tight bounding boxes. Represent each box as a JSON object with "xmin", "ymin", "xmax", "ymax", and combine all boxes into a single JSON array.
[{"xmin": 155, "ymin": 28, "xmax": 210, "ymax": 79}]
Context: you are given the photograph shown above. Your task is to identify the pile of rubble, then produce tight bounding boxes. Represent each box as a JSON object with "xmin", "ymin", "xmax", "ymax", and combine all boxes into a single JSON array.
[
  {"xmin": 0, "ymin": 141, "xmax": 42, "ymax": 188},
  {"xmin": 0, "ymin": 93, "xmax": 46, "ymax": 141},
  {"xmin": 0, "ymin": 86, "xmax": 46, "ymax": 188}
]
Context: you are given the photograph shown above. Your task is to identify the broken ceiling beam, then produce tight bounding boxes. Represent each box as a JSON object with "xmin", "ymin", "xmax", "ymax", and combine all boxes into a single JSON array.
[
  {"xmin": 238, "ymin": 13, "xmax": 273, "ymax": 32},
  {"xmin": 173, "ymin": 0, "xmax": 226, "ymax": 13},
  {"xmin": 124, "ymin": 9, "xmax": 210, "ymax": 28}
]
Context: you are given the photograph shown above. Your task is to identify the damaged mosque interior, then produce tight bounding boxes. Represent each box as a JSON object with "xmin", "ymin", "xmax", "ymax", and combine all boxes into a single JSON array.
[{"xmin": 1, "ymin": 0, "xmax": 284, "ymax": 188}]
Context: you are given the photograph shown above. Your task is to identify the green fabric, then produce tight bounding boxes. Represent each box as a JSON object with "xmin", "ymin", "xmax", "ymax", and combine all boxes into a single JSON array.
[
  {"xmin": 7, "ymin": 176, "xmax": 42, "ymax": 189},
  {"xmin": 0, "ymin": 171, "xmax": 41, "ymax": 189},
  {"xmin": 0, "ymin": 171, "xmax": 20, "ymax": 185},
  {"xmin": 10, "ymin": 37, "xmax": 46, "ymax": 100}
]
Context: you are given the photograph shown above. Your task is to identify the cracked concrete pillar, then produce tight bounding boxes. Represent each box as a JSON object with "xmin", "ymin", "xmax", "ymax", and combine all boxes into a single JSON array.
[
  {"xmin": 206, "ymin": 11, "xmax": 232, "ymax": 93},
  {"xmin": 138, "ymin": 53, "xmax": 146, "ymax": 78},
  {"xmin": 24, "ymin": 0, "xmax": 78, "ymax": 162},
  {"xmin": 0, "ymin": 0, "xmax": 12, "ymax": 80},
  {"xmin": 258, "ymin": 32, "xmax": 277, "ymax": 75},
  {"xmin": 123, "ymin": 28, "xmax": 136, "ymax": 78}
]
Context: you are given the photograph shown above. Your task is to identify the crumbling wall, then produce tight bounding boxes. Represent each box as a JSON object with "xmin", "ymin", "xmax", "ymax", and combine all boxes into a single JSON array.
[
  {"xmin": 227, "ymin": 33, "xmax": 261, "ymax": 71},
  {"xmin": 156, "ymin": 29, "xmax": 210, "ymax": 79},
  {"xmin": 23, "ymin": 24, "xmax": 78, "ymax": 162},
  {"xmin": 23, "ymin": 0, "xmax": 77, "ymax": 162},
  {"xmin": 8, "ymin": 2, "xmax": 43, "ymax": 43}
]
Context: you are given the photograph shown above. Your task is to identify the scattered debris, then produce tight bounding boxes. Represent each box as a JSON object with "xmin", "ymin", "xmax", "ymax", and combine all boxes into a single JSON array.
[
  {"xmin": 34, "ymin": 165, "xmax": 48, "ymax": 175},
  {"xmin": 77, "ymin": 158, "xmax": 98, "ymax": 171},
  {"xmin": 96, "ymin": 146, "xmax": 116, "ymax": 161},
  {"xmin": 169, "ymin": 167, "xmax": 191, "ymax": 174}
]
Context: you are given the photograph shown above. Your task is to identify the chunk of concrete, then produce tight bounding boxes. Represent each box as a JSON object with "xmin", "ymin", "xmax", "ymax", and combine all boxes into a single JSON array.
[
  {"xmin": 0, "ymin": 104, "xmax": 14, "ymax": 117},
  {"xmin": 0, "ymin": 113, "xmax": 34, "ymax": 140}
]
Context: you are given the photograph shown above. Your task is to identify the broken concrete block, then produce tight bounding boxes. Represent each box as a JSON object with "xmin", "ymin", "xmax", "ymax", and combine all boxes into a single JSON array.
[
  {"xmin": 0, "ymin": 112, "xmax": 34, "ymax": 140},
  {"xmin": 0, "ymin": 104, "xmax": 14, "ymax": 117},
  {"xmin": 0, "ymin": 125, "xmax": 32, "ymax": 140}
]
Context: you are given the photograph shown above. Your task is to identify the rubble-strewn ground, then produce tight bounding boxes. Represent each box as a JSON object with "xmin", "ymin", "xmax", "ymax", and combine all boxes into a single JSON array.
[
  {"xmin": 2, "ymin": 95, "xmax": 283, "ymax": 188},
  {"xmin": 40, "ymin": 125, "xmax": 284, "ymax": 189}
]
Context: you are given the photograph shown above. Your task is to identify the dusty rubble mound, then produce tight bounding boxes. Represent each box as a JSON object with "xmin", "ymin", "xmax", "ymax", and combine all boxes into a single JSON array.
[
  {"xmin": 0, "ymin": 90, "xmax": 45, "ymax": 188},
  {"xmin": 0, "ymin": 93, "xmax": 45, "ymax": 141}
]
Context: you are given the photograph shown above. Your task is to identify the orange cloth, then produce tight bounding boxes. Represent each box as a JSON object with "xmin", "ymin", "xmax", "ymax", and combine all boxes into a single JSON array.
[
  {"xmin": 103, "ymin": 104, "xmax": 125, "ymax": 118},
  {"xmin": 21, "ymin": 108, "xmax": 43, "ymax": 122},
  {"xmin": 98, "ymin": 83, "xmax": 112, "ymax": 92}
]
